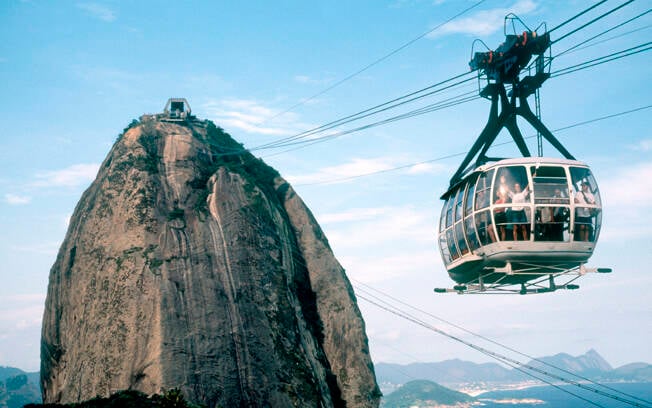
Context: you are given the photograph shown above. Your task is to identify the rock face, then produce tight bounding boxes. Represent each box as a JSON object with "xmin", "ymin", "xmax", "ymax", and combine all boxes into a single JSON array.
[{"xmin": 41, "ymin": 117, "xmax": 381, "ymax": 407}]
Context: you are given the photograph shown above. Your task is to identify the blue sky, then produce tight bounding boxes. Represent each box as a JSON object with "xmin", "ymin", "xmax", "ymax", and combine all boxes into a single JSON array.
[{"xmin": 0, "ymin": 0, "xmax": 650, "ymax": 373}]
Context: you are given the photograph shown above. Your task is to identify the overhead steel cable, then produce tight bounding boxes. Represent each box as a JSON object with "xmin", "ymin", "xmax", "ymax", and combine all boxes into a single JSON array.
[
  {"xmin": 252, "ymin": 71, "xmax": 476, "ymax": 150},
  {"xmin": 195, "ymin": 10, "xmax": 651, "ymax": 165},
  {"xmin": 552, "ymin": 41, "xmax": 652, "ymax": 77},
  {"xmin": 548, "ymin": 0, "xmax": 608, "ymax": 34},
  {"xmin": 233, "ymin": 219, "xmax": 649, "ymax": 407},
  {"xmin": 295, "ymin": 40, "xmax": 651, "ymax": 151},
  {"xmin": 356, "ymin": 293, "xmax": 612, "ymax": 408},
  {"xmin": 355, "ymin": 290, "xmax": 651, "ymax": 408},
  {"xmin": 231, "ymin": 224, "xmax": 613, "ymax": 407},
  {"xmin": 259, "ymin": 87, "xmax": 479, "ymax": 151},
  {"xmin": 355, "ymin": 290, "xmax": 607, "ymax": 408},
  {"xmin": 202, "ymin": 39, "xmax": 649, "ymax": 164},
  {"xmin": 552, "ymin": 0, "xmax": 637, "ymax": 45},
  {"xmin": 257, "ymin": 0, "xmax": 487, "ymax": 126},
  {"xmin": 353, "ymin": 279, "xmax": 652, "ymax": 406},
  {"xmin": 556, "ymin": 7, "xmax": 652, "ymax": 58},
  {"xmin": 564, "ymin": 23, "xmax": 652, "ymax": 55},
  {"xmin": 260, "ymin": 37, "xmax": 651, "ymax": 156},
  {"xmin": 293, "ymin": 103, "xmax": 652, "ymax": 186},
  {"xmin": 260, "ymin": 91, "xmax": 481, "ymax": 156}
]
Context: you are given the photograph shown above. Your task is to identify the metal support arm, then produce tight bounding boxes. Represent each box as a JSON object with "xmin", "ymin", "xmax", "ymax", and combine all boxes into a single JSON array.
[{"xmin": 448, "ymin": 80, "xmax": 575, "ymax": 189}]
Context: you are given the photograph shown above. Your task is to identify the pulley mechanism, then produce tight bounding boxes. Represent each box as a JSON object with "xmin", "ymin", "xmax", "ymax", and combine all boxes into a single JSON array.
[{"xmin": 449, "ymin": 15, "xmax": 573, "ymax": 188}]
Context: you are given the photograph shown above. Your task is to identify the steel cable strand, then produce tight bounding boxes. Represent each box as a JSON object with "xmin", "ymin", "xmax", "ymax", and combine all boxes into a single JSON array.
[{"xmin": 353, "ymin": 279, "xmax": 652, "ymax": 406}]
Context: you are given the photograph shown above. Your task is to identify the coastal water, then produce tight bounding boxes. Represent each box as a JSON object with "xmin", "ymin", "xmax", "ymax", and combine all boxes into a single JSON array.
[{"xmin": 478, "ymin": 382, "xmax": 652, "ymax": 407}]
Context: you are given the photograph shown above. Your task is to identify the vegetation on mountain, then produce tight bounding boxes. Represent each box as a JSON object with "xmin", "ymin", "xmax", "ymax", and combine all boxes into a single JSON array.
[
  {"xmin": 24, "ymin": 389, "xmax": 205, "ymax": 408},
  {"xmin": 381, "ymin": 380, "xmax": 474, "ymax": 408}
]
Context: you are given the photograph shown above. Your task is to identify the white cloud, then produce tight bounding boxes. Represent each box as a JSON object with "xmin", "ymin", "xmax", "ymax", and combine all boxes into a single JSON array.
[
  {"xmin": 294, "ymin": 74, "xmax": 333, "ymax": 85},
  {"xmin": 4, "ymin": 193, "xmax": 31, "ymax": 205},
  {"xmin": 343, "ymin": 250, "xmax": 438, "ymax": 284},
  {"xmin": 288, "ymin": 157, "xmax": 447, "ymax": 185},
  {"xmin": 76, "ymin": 2, "xmax": 116, "ymax": 22},
  {"xmin": 0, "ymin": 294, "xmax": 45, "ymax": 330},
  {"xmin": 318, "ymin": 207, "xmax": 392, "ymax": 224},
  {"xmin": 600, "ymin": 162, "xmax": 652, "ymax": 209},
  {"xmin": 10, "ymin": 242, "xmax": 61, "ymax": 256},
  {"xmin": 627, "ymin": 139, "xmax": 652, "ymax": 152},
  {"xmin": 407, "ymin": 162, "xmax": 447, "ymax": 175},
  {"xmin": 294, "ymin": 75, "xmax": 315, "ymax": 84},
  {"xmin": 429, "ymin": 0, "xmax": 538, "ymax": 38},
  {"xmin": 326, "ymin": 205, "xmax": 434, "ymax": 249},
  {"xmin": 319, "ymin": 205, "xmax": 437, "ymax": 284},
  {"xmin": 595, "ymin": 161, "xmax": 652, "ymax": 241},
  {"xmin": 33, "ymin": 163, "xmax": 100, "ymax": 188},
  {"xmin": 0, "ymin": 294, "xmax": 46, "ymax": 303},
  {"xmin": 203, "ymin": 98, "xmax": 314, "ymax": 137},
  {"xmin": 288, "ymin": 157, "xmax": 396, "ymax": 185},
  {"xmin": 71, "ymin": 65, "xmax": 142, "ymax": 93}
]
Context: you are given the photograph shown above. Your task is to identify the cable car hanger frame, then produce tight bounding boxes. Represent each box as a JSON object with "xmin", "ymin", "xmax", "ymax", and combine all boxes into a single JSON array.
[{"xmin": 436, "ymin": 14, "xmax": 612, "ymax": 295}]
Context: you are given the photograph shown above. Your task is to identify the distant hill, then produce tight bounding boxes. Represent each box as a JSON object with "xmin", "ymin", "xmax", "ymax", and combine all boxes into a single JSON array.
[
  {"xmin": 0, "ymin": 367, "xmax": 26, "ymax": 383},
  {"xmin": 381, "ymin": 380, "xmax": 474, "ymax": 408},
  {"xmin": 376, "ymin": 359, "xmax": 519, "ymax": 385},
  {"xmin": 0, "ymin": 366, "xmax": 39, "ymax": 388},
  {"xmin": 525, "ymin": 349, "xmax": 612, "ymax": 377},
  {"xmin": 607, "ymin": 363, "xmax": 652, "ymax": 382},
  {"xmin": 0, "ymin": 371, "xmax": 41, "ymax": 408},
  {"xmin": 376, "ymin": 350, "xmax": 652, "ymax": 387}
]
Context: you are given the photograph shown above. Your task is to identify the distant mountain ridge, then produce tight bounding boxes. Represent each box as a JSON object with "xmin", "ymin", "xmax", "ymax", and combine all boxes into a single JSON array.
[
  {"xmin": 376, "ymin": 350, "xmax": 652, "ymax": 386},
  {"xmin": 0, "ymin": 367, "xmax": 38, "ymax": 384},
  {"xmin": 0, "ymin": 366, "xmax": 41, "ymax": 408},
  {"xmin": 528, "ymin": 348, "xmax": 612, "ymax": 376}
]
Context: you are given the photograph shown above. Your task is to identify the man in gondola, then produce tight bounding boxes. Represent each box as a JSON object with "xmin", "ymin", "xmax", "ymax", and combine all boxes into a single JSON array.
[
  {"xmin": 510, "ymin": 182, "xmax": 530, "ymax": 241},
  {"xmin": 574, "ymin": 181, "xmax": 595, "ymax": 241}
]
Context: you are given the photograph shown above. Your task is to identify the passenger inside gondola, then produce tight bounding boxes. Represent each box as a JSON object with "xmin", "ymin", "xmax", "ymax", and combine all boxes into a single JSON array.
[
  {"xmin": 510, "ymin": 182, "xmax": 530, "ymax": 241},
  {"xmin": 493, "ymin": 190, "xmax": 508, "ymax": 241},
  {"xmin": 574, "ymin": 181, "xmax": 596, "ymax": 242}
]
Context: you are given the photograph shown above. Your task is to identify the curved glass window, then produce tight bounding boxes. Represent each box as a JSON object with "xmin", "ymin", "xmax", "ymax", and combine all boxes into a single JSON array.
[
  {"xmin": 447, "ymin": 229, "xmax": 459, "ymax": 260},
  {"xmin": 474, "ymin": 169, "xmax": 493, "ymax": 210},
  {"xmin": 495, "ymin": 166, "xmax": 532, "ymax": 241},
  {"xmin": 464, "ymin": 215, "xmax": 480, "ymax": 251},
  {"xmin": 531, "ymin": 166, "xmax": 570, "ymax": 205},
  {"xmin": 454, "ymin": 187, "xmax": 464, "ymax": 223},
  {"xmin": 495, "ymin": 166, "xmax": 529, "ymax": 201},
  {"xmin": 474, "ymin": 210, "xmax": 495, "ymax": 245},
  {"xmin": 439, "ymin": 234, "xmax": 451, "ymax": 265},
  {"xmin": 439, "ymin": 199, "xmax": 448, "ymax": 233},
  {"xmin": 530, "ymin": 166, "xmax": 570, "ymax": 242},
  {"xmin": 455, "ymin": 222, "xmax": 468, "ymax": 255},
  {"xmin": 570, "ymin": 167, "xmax": 601, "ymax": 207},
  {"xmin": 535, "ymin": 206, "xmax": 569, "ymax": 241},
  {"xmin": 493, "ymin": 205, "xmax": 508, "ymax": 241},
  {"xmin": 574, "ymin": 208, "xmax": 600, "ymax": 242},
  {"xmin": 445, "ymin": 195, "xmax": 455, "ymax": 228},
  {"xmin": 464, "ymin": 178, "xmax": 476, "ymax": 217},
  {"xmin": 570, "ymin": 167, "xmax": 601, "ymax": 242}
]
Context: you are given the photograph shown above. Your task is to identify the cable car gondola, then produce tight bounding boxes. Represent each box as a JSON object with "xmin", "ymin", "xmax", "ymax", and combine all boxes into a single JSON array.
[{"xmin": 435, "ymin": 16, "xmax": 611, "ymax": 295}]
